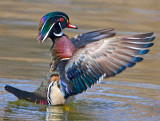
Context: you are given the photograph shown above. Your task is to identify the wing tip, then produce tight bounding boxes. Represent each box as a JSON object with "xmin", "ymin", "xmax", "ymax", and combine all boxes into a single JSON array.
[
  {"xmin": 139, "ymin": 49, "xmax": 150, "ymax": 55},
  {"xmin": 144, "ymin": 43, "xmax": 154, "ymax": 48},
  {"xmin": 127, "ymin": 62, "xmax": 136, "ymax": 67},
  {"xmin": 148, "ymin": 36, "xmax": 155, "ymax": 42},
  {"xmin": 133, "ymin": 57, "xmax": 143, "ymax": 62},
  {"xmin": 123, "ymin": 32, "xmax": 155, "ymax": 39}
]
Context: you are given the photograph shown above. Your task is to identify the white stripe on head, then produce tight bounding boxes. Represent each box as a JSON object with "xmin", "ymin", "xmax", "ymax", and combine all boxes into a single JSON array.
[{"xmin": 42, "ymin": 23, "xmax": 55, "ymax": 43}]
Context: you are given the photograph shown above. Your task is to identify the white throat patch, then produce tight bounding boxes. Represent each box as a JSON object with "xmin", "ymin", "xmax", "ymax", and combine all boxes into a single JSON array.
[{"xmin": 53, "ymin": 22, "xmax": 64, "ymax": 37}]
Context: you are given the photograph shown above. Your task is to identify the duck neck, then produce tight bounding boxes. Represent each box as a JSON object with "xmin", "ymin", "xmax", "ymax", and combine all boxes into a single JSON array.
[{"xmin": 50, "ymin": 34, "xmax": 61, "ymax": 50}]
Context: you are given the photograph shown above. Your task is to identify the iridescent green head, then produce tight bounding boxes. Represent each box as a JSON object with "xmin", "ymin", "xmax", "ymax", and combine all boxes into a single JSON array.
[{"xmin": 37, "ymin": 11, "xmax": 77, "ymax": 43}]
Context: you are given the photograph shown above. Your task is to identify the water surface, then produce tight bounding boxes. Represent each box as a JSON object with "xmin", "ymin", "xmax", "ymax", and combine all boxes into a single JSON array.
[{"xmin": 0, "ymin": 0, "xmax": 160, "ymax": 120}]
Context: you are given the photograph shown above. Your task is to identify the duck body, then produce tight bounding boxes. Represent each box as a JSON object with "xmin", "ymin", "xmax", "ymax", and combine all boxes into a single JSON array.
[
  {"xmin": 5, "ymin": 11, "xmax": 155, "ymax": 106},
  {"xmin": 47, "ymin": 81, "xmax": 66, "ymax": 105},
  {"xmin": 47, "ymin": 35, "xmax": 76, "ymax": 105},
  {"xmin": 47, "ymin": 81, "xmax": 74, "ymax": 105}
]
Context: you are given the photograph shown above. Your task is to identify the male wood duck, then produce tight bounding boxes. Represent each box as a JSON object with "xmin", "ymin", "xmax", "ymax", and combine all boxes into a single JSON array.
[{"xmin": 5, "ymin": 11, "xmax": 155, "ymax": 105}]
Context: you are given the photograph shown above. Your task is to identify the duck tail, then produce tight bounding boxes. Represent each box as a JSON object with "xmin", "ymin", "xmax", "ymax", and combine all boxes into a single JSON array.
[{"xmin": 5, "ymin": 85, "xmax": 47, "ymax": 104}]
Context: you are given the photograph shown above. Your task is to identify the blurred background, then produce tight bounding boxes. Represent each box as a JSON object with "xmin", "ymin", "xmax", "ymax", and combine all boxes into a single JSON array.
[{"xmin": 0, "ymin": 0, "xmax": 160, "ymax": 120}]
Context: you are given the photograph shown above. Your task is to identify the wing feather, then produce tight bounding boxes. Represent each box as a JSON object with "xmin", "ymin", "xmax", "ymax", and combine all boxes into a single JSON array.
[{"xmin": 58, "ymin": 32, "xmax": 154, "ymax": 97}]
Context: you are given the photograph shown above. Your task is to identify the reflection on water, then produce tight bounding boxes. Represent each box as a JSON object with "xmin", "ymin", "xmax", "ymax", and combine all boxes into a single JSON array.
[{"xmin": 0, "ymin": 0, "xmax": 160, "ymax": 120}]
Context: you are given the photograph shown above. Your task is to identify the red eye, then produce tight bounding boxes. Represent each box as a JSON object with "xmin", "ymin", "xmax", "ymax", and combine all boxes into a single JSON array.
[{"xmin": 60, "ymin": 18, "xmax": 64, "ymax": 22}]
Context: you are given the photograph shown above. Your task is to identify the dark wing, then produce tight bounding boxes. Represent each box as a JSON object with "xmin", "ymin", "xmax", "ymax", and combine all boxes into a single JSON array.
[
  {"xmin": 71, "ymin": 28, "xmax": 116, "ymax": 48},
  {"xmin": 59, "ymin": 33, "xmax": 155, "ymax": 97}
]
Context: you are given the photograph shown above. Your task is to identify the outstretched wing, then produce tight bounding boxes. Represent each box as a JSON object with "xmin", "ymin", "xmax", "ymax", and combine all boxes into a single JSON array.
[
  {"xmin": 59, "ymin": 32, "xmax": 155, "ymax": 98},
  {"xmin": 71, "ymin": 28, "xmax": 116, "ymax": 48}
]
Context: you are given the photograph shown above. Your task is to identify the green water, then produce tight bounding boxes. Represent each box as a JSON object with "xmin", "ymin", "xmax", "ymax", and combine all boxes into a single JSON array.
[{"xmin": 0, "ymin": 0, "xmax": 160, "ymax": 120}]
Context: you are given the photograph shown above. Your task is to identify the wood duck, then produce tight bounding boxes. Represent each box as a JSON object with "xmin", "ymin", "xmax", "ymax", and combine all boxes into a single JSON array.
[{"xmin": 5, "ymin": 11, "xmax": 155, "ymax": 105}]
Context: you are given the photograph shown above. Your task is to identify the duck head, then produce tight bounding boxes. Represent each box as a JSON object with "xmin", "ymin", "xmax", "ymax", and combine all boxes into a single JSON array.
[{"xmin": 37, "ymin": 11, "xmax": 77, "ymax": 43}]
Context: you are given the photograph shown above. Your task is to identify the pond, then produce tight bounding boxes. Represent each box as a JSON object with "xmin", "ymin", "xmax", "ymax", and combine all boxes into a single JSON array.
[{"xmin": 0, "ymin": 0, "xmax": 160, "ymax": 120}]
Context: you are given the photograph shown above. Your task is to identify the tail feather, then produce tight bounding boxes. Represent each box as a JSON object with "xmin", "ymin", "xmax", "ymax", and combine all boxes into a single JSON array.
[{"xmin": 5, "ymin": 85, "xmax": 47, "ymax": 104}]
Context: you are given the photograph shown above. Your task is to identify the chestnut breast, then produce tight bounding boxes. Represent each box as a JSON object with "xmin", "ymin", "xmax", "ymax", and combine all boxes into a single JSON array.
[{"xmin": 55, "ymin": 36, "xmax": 76, "ymax": 59}]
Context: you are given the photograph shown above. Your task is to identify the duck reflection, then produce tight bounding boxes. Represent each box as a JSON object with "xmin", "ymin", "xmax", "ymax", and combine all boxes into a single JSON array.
[{"xmin": 46, "ymin": 106, "xmax": 69, "ymax": 121}]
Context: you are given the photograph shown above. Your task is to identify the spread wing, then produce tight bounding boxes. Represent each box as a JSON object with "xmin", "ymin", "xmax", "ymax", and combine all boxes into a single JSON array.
[
  {"xmin": 58, "ymin": 32, "xmax": 155, "ymax": 98},
  {"xmin": 71, "ymin": 28, "xmax": 116, "ymax": 48}
]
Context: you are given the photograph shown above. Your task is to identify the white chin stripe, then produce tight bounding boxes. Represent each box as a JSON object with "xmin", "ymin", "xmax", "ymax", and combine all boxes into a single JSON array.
[
  {"xmin": 53, "ymin": 22, "xmax": 64, "ymax": 37},
  {"xmin": 53, "ymin": 31, "xmax": 64, "ymax": 37}
]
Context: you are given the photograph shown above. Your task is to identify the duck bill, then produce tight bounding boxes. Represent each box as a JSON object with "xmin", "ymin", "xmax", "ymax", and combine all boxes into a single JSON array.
[{"xmin": 67, "ymin": 22, "xmax": 78, "ymax": 29}]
